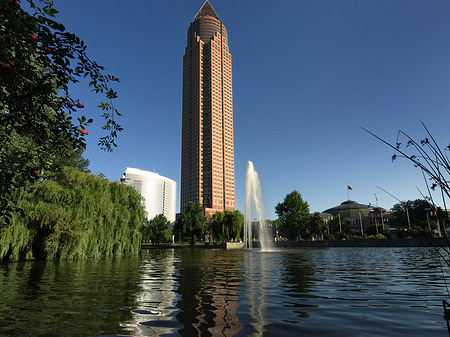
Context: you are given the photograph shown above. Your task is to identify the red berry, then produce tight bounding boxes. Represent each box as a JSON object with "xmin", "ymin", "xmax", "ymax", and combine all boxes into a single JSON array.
[
  {"xmin": 80, "ymin": 129, "xmax": 88, "ymax": 135},
  {"xmin": 11, "ymin": 1, "xmax": 18, "ymax": 7},
  {"xmin": 5, "ymin": 60, "xmax": 15, "ymax": 67},
  {"xmin": 75, "ymin": 103, "xmax": 84, "ymax": 108},
  {"xmin": 46, "ymin": 47, "xmax": 53, "ymax": 54},
  {"xmin": 30, "ymin": 170, "xmax": 39, "ymax": 178},
  {"xmin": 29, "ymin": 33, "xmax": 38, "ymax": 41}
]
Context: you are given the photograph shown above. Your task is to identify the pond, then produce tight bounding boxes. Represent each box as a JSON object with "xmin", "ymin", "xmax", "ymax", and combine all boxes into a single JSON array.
[{"xmin": 0, "ymin": 247, "xmax": 449, "ymax": 336}]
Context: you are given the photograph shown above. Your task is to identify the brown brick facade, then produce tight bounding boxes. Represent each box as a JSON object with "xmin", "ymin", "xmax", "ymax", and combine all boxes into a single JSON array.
[{"xmin": 181, "ymin": 1, "xmax": 235, "ymax": 216}]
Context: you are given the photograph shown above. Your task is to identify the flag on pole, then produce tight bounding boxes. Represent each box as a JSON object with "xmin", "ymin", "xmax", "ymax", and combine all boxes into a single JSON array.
[{"xmin": 347, "ymin": 185, "xmax": 354, "ymax": 191}]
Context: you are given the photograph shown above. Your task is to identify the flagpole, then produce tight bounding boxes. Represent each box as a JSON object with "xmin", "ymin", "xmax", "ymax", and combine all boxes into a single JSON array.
[{"xmin": 346, "ymin": 183, "xmax": 349, "ymax": 200}]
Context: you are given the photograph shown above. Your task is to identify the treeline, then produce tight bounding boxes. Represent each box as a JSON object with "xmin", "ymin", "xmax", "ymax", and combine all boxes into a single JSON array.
[
  {"xmin": 390, "ymin": 199, "xmax": 445, "ymax": 238},
  {"xmin": 275, "ymin": 191, "xmax": 444, "ymax": 241},
  {"xmin": 275, "ymin": 190, "xmax": 341, "ymax": 241},
  {"xmin": 172, "ymin": 202, "xmax": 244, "ymax": 244},
  {"xmin": 0, "ymin": 167, "xmax": 145, "ymax": 261}
]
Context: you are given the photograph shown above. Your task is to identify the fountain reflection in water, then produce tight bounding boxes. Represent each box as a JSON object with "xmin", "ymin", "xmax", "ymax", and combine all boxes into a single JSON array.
[{"xmin": 244, "ymin": 161, "xmax": 273, "ymax": 251}]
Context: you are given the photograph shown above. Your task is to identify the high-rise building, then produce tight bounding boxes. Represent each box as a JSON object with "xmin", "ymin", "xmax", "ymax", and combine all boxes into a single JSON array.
[
  {"xmin": 181, "ymin": 1, "xmax": 235, "ymax": 216},
  {"xmin": 121, "ymin": 168, "xmax": 177, "ymax": 224}
]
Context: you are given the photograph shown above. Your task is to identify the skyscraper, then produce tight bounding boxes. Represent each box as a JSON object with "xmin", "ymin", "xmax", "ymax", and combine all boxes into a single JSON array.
[{"xmin": 181, "ymin": 1, "xmax": 235, "ymax": 216}]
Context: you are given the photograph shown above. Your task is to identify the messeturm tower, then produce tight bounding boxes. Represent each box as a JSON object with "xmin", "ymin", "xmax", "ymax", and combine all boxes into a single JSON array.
[{"xmin": 181, "ymin": 1, "xmax": 235, "ymax": 216}]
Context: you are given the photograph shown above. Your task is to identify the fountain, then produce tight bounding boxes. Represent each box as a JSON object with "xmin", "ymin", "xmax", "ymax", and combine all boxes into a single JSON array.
[{"xmin": 244, "ymin": 161, "xmax": 273, "ymax": 251}]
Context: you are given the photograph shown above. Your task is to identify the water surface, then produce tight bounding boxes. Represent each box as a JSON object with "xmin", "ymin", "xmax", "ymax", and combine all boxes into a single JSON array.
[{"xmin": 0, "ymin": 247, "xmax": 448, "ymax": 336}]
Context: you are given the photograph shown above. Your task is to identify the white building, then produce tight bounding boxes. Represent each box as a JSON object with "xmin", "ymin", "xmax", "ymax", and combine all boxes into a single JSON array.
[{"xmin": 121, "ymin": 167, "xmax": 176, "ymax": 224}]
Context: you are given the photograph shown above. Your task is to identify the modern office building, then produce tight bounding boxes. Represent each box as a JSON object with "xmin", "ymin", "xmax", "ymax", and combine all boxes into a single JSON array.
[
  {"xmin": 181, "ymin": 0, "xmax": 235, "ymax": 216},
  {"xmin": 121, "ymin": 167, "xmax": 176, "ymax": 224}
]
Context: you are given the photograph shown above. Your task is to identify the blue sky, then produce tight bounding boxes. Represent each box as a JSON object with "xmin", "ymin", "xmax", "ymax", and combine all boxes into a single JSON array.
[{"xmin": 52, "ymin": 0, "xmax": 450, "ymax": 219}]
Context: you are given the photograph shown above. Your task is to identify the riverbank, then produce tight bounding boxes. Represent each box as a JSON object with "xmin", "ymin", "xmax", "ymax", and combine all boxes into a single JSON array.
[
  {"xmin": 141, "ymin": 242, "xmax": 244, "ymax": 249},
  {"xmin": 142, "ymin": 238, "xmax": 447, "ymax": 249},
  {"xmin": 273, "ymin": 237, "xmax": 446, "ymax": 248}
]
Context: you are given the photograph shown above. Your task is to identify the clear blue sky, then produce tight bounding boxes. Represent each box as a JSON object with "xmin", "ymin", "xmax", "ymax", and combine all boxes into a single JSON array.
[{"xmin": 53, "ymin": 0, "xmax": 450, "ymax": 219}]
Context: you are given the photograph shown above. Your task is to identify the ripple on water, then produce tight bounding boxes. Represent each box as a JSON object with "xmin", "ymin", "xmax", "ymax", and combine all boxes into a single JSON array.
[
  {"xmin": 1, "ymin": 247, "xmax": 449, "ymax": 337},
  {"xmin": 131, "ymin": 308, "xmax": 159, "ymax": 315}
]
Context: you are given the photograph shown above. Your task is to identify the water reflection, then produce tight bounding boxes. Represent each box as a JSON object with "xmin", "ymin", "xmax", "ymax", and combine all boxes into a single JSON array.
[
  {"xmin": 243, "ymin": 251, "xmax": 269, "ymax": 336},
  {"xmin": 0, "ymin": 257, "xmax": 141, "ymax": 336},
  {"xmin": 174, "ymin": 249, "xmax": 244, "ymax": 336},
  {"xmin": 0, "ymin": 247, "xmax": 448, "ymax": 336},
  {"xmin": 126, "ymin": 249, "xmax": 180, "ymax": 336}
]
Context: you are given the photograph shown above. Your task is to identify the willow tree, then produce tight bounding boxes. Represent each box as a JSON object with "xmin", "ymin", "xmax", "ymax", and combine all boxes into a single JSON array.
[
  {"xmin": 1, "ymin": 0, "xmax": 122, "ymax": 226},
  {"xmin": 210, "ymin": 211, "xmax": 226, "ymax": 242},
  {"xmin": 0, "ymin": 167, "xmax": 145, "ymax": 261}
]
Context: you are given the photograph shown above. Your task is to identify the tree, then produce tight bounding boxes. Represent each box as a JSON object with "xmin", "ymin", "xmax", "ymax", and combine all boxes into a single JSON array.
[
  {"xmin": 327, "ymin": 215, "xmax": 352, "ymax": 239},
  {"xmin": 391, "ymin": 199, "xmax": 440, "ymax": 237},
  {"xmin": 208, "ymin": 210, "xmax": 244, "ymax": 242},
  {"xmin": 1, "ymin": 0, "xmax": 122, "ymax": 226},
  {"xmin": 366, "ymin": 224, "xmax": 391, "ymax": 238},
  {"xmin": 210, "ymin": 211, "xmax": 225, "ymax": 242},
  {"xmin": 142, "ymin": 214, "xmax": 172, "ymax": 244},
  {"xmin": 275, "ymin": 190, "xmax": 310, "ymax": 240},
  {"xmin": 53, "ymin": 148, "xmax": 90, "ymax": 174},
  {"xmin": 224, "ymin": 210, "xmax": 244, "ymax": 241},
  {"xmin": 308, "ymin": 212, "xmax": 327, "ymax": 240},
  {"xmin": 0, "ymin": 166, "xmax": 145, "ymax": 261},
  {"xmin": 174, "ymin": 202, "xmax": 206, "ymax": 244}
]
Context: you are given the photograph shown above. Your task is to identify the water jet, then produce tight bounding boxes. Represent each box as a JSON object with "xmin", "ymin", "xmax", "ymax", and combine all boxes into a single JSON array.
[{"xmin": 244, "ymin": 161, "xmax": 273, "ymax": 251}]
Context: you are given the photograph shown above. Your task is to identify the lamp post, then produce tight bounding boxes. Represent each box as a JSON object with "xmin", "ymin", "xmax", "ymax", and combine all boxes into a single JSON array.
[
  {"xmin": 424, "ymin": 208, "xmax": 431, "ymax": 232},
  {"xmin": 359, "ymin": 211, "xmax": 364, "ymax": 237}
]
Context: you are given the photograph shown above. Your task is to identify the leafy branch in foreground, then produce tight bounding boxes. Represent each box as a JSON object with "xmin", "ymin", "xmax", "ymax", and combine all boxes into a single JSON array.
[{"xmin": 1, "ymin": 0, "xmax": 123, "ymax": 225}]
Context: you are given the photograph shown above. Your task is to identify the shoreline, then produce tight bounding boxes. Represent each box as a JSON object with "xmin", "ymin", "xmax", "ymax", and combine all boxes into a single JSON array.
[
  {"xmin": 272, "ymin": 237, "xmax": 446, "ymax": 248},
  {"xmin": 142, "ymin": 237, "xmax": 447, "ymax": 249}
]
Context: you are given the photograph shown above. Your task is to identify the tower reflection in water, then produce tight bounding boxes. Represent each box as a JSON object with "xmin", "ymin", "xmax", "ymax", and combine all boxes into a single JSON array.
[
  {"xmin": 175, "ymin": 249, "xmax": 244, "ymax": 336},
  {"xmin": 128, "ymin": 249, "xmax": 245, "ymax": 336},
  {"xmin": 126, "ymin": 248, "xmax": 316, "ymax": 336}
]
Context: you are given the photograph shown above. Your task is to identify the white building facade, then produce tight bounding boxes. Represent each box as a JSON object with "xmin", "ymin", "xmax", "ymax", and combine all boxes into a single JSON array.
[{"xmin": 121, "ymin": 168, "xmax": 176, "ymax": 224}]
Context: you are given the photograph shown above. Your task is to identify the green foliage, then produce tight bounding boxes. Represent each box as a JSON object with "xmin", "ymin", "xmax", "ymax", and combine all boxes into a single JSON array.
[
  {"xmin": 275, "ymin": 190, "xmax": 310, "ymax": 240},
  {"xmin": 366, "ymin": 224, "xmax": 391, "ymax": 238},
  {"xmin": 369, "ymin": 233, "xmax": 387, "ymax": 240},
  {"xmin": 1, "ymin": 0, "xmax": 122, "ymax": 226},
  {"xmin": 142, "ymin": 214, "xmax": 172, "ymax": 244},
  {"xmin": 0, "ymin": 167, "xmax": 144, "ymax": 261},
  {"xmin": 210, "ymin": 211, "xmax": 225, "ymax": 242},
  {"xmin": 210, "ymin": 210, "xmax": 244, "ymax": 242},
  {"xmin": 308, "ymin": 212, "xmax": 327, "ymax": 240},
  {"xmin": 174, "ymin": 202, "xmax": 206, "ymax": 244},
  {"xmin": 391, "ymin": 199, "xmax": 440, "ymax": 235},
  {"xmin": 327, "ymin": 215, "xmax": 352, "ymax": 239},
  {"xmin": 225, "ymin": 210, "xmax": 244, "ymax": 241}
]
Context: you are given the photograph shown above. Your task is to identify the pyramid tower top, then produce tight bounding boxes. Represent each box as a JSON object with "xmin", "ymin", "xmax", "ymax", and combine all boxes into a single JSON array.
[{"xmin": 195, "ymin": 1, "xmax": 219, "ymax": 20}]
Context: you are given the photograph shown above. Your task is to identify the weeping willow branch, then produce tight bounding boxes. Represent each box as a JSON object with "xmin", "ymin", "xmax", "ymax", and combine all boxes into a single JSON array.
[{"xmin": 0, "ymin": 167, "xmax": 145, "ymax": 261}]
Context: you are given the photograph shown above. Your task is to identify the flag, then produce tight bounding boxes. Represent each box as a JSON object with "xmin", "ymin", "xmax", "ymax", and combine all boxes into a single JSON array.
[{"xmin": 347, "ymin": 185, "xmax": 354, "ymax": 191}]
